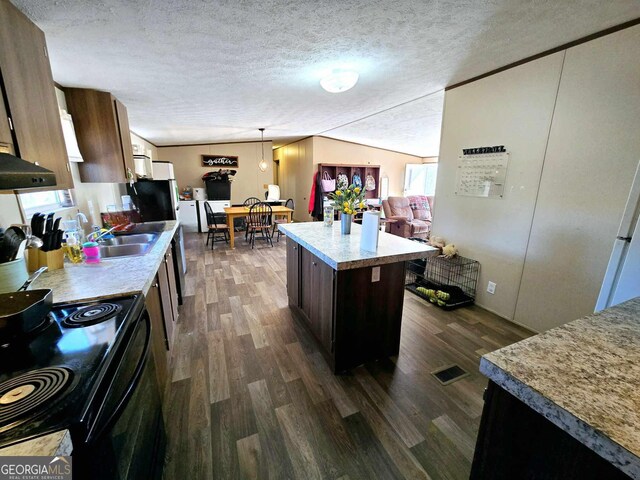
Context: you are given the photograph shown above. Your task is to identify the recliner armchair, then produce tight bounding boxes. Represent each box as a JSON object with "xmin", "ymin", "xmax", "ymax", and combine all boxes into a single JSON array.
[{"xmin": 382, "ymin": 195, "xmax": 433, "ymax": 239}]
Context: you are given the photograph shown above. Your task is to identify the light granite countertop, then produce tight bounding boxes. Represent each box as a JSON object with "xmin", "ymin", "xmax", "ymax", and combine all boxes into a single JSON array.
[
  {"xmin": 28, "ymin": 220, "xmax": 179, "ymax": 304},
  {"xmin": 480, "ymin": 297, "xmax": 640, "ymax": 479},
  {"xmin": 0, "ymin": 221, "xmax": 179, "ymax": 457},
  {"xmin": 278, "ymin": 221, "xmax": 437, "ymax": 270},
  {"xmin": 0, "ymin": 430, "xmax": 72, "ymax": 457}
]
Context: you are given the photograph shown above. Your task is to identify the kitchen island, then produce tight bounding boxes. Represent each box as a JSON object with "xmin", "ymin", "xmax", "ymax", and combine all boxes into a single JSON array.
[
  {"xmin": 278, "ymin": 221, "xmax": 437, "ymax": 373},
  {"xmin": 472, "ymin": 297, "xmax": 640, "ymax": 479}
]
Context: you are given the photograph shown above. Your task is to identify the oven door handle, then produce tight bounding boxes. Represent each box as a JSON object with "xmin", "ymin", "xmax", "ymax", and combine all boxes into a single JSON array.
[{"xmin": 87, "ymin": 313, "xmax": 152, "ymax": 444}]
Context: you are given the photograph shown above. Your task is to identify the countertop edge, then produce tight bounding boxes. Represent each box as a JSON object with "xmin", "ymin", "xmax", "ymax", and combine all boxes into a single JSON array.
[
  {"xmin": 0, "ymin": 429, "xmax": 72, "ymax": 457},
  {"xmin": 480, "ymin": 357, "xmax": 640, "ymax": 479},
  {"xmin": 279, "ymin": 223, "xmax": 433, "ymax": 270}
]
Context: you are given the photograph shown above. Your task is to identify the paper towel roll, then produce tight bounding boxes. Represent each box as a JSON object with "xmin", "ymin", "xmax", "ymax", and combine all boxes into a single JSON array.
[{"xmin": 360, "ymin": 211, "xmax": 380, "ymax": 252}]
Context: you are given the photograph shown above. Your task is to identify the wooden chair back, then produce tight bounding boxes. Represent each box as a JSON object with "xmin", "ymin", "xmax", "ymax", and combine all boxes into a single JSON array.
[
  {"xmin": 243, "ymin": 196, "xmax": 261, "ymax": 206},
  {"xmin": 248, "ymin": 202, "xmax": 272, "ymax": 227}
]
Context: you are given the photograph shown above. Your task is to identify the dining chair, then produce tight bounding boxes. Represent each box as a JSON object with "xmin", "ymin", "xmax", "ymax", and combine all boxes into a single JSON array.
[
  {"xmin": 204, "ymin": 201, "xmax": 229, "ymax": 248},
  {"xmin": 242, "ymin": 197, "xmax": 262, "ymax": 239},
  {"xmin": 271, "ymin": 198, "xmax": 294, "ymax": 242},
  {"xmin": 247, "ymin": 202, "xmax": 273, "ymax": 249}
]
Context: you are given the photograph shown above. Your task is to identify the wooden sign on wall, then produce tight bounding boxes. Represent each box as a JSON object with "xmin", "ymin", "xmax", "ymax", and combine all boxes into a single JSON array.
[{"xmin": 202, "ymin": 155, "xmax": 239, "ymax": 167}]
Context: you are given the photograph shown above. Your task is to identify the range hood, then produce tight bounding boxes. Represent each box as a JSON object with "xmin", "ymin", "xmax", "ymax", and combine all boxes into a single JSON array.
[{"xmin": 0, "ymin": 153, "xmax": 56, "ymax": 189}]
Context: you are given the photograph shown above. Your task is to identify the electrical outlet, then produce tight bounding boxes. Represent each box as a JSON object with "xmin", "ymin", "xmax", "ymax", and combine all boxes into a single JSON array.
[
  {"xmin": 487, "ymin": 281, "xmax": 496, "ymax": 294},
  {"xmin": 371, "ymin": 266, "xmax": 380, "ymax": 282}
]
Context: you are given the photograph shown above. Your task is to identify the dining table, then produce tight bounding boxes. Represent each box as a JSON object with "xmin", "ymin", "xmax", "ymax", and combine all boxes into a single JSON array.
[{"xmin": 223, "ymin": 205, "xmax": 294, "ymax": 249}]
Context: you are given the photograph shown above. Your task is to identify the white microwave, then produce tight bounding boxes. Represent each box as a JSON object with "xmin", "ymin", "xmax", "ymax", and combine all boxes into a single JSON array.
[{"xmin": 152, "ymin": 161, "xmax": 175, "ymax": 180}]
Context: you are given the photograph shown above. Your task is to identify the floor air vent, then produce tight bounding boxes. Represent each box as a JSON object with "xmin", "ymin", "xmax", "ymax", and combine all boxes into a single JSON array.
[{"xmin": 431, "ymin": 364, "xmax": 470, "ymax": 385}]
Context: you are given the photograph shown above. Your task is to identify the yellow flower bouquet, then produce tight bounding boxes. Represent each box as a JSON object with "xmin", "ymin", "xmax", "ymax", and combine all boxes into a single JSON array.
[{"xmin": 329, "ymin": 184, "xmax": 366, "ymax": 215}]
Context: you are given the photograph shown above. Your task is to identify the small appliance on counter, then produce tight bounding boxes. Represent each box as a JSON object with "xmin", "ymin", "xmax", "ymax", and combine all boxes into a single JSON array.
[
  {"xmin": 133, "ymin": 154, "xmax": 153, "ymax": 178},
  {"xmin": 0, "ymin": 294, "xmax": 166, "ymax": 478},
  {"xmin": 151, "ymin": 161, "xmax": 175, "ymax": 181},
  {"xmin": 193, "ymin": 187, "xmax": 206, "ymax": 201}
]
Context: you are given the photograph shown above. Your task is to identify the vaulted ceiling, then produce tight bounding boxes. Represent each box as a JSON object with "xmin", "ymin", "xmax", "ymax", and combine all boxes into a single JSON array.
[{"xmin": 13, "ymin": 0, "xmax": 640, "ymax": 156}]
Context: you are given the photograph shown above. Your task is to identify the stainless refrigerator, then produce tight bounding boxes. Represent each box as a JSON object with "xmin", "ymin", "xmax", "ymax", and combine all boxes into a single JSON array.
[{"xmin": 596, "ymin": 161, "xmax": 640, "ymax": 310}]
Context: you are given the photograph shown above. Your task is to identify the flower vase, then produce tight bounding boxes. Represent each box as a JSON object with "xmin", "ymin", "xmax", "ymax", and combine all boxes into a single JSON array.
[{"xmin": 340, "ymin": 213, "xmax": 352, "ymax": 234}]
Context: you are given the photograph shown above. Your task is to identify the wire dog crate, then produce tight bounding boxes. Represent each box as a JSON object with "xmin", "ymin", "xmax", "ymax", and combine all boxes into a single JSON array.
[{"xmin": 406, "ymin": 252, "xmax": 480, "ymax": 309}]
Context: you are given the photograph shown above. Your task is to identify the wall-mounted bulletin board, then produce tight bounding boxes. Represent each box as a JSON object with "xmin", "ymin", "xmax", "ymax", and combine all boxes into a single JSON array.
[{"xmin": 455, "ymin": 151, "xmax": 509, "ymax": 198}]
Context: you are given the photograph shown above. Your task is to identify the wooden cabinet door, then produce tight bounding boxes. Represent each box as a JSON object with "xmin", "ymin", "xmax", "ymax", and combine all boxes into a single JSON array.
[
  {"xmin": 156, "ymin": 253, "xmax": 175, "ymax": 348},
  {"xmin": 114, "ymin": 98, "xmax": 134, "ymax": 177},
  {"xmin": 164, "ymin": 249, "xmax": 179, "ymax": 328},
  {"xmin": 286, "ymin": 239, "xmax": 300, "ymax": 306},
  {"xmin": 65, "ymin": 88, "xmax": 131, "ymax": 183},
  {"xmin": 309, "ymin": 252, "xmax": 335, "ymax": 353},
  {"xmin": 0, "ymin": 0, "xmax": 71, "ymax": 189},
  {"xmin": 145, "ymin": 276, "xmax": 169, "ymax": 390},
  {"xmin": 299, "ymin": 246, "xmax": 314, "ymax": 323}
]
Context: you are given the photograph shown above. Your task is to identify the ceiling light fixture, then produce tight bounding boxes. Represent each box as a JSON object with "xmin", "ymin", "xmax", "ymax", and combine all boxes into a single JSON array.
[
  {"xmin": 258, "ymin": 128, "xmax": 268, "ymax": 172},
  {"xmin": 320, "ymin": 69, "xmax": 359, "ymax": 93}
]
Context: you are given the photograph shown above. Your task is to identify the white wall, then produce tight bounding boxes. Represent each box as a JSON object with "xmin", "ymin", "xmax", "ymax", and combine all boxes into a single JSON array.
[
  {"xmin": 156, "ymin": 141, "xmax": 274, "ymax": 205},
  {"xmin": 131, "ymin": 132, "xmax": 158, "ymax": 160},
  {"xmin": 434, "ymin": 25, "xmax": 640, "ymax": 331},
  {"xmin": 433, "ymin": 52, "xmax": 565, "ymax": 322},
  {"xmin": 513, "ymin": 26, "xmax": 640, "ymax": 331},
  {"xmin": 0, "ymin": 194, "xmax": 23, "ymax": 226}
]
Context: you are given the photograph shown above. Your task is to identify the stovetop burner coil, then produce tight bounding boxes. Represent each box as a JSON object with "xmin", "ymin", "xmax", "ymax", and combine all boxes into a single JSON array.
[
  {"xmin": 0, "ymin": 367, "xmax": 74, "ymax": 431},
  {"xmin": 62, "ymin": 303, "xmax": 122, "ymax": 328}
]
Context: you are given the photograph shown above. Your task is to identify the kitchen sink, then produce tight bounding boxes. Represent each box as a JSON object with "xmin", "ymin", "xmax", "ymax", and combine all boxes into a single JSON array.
[
  {"xmin": 101, "ymin": 233, "xmax": 157, "ymax": 246},
  {"xmin": 117, "ymin": 222, "xmax": 167, "ymax": 234},
  {"xmin": 99, "ymin": 243, "xmax": 153, "ymax": 258},
  {"xmin": 94, "ymin": 222, "xmax": 165, "ymax": 258}
]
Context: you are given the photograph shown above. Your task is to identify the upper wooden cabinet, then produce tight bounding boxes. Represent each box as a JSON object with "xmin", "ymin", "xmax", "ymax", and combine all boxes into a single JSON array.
[
  {"xmin": 0, "ymin": 0, "xmax": 72, "ymax": 189},
  {"xmin": 65, "ymin": 88, "xmax": 135, "ymax": 183}
]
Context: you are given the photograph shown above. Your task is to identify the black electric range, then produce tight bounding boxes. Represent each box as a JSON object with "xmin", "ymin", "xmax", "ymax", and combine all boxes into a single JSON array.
[{"xmin": 0, "ymin": 294, "xmax": 165, "ymax": 479}]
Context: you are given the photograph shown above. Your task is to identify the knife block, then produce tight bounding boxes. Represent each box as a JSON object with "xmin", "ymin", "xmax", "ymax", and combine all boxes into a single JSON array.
[{"xmin": 38, "ymin": 249, "xmax": 64, "ymax": 271}]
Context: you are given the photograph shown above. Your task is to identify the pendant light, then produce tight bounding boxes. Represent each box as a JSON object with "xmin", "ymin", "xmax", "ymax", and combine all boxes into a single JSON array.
[{"xmin": 258, "ymin": 128, "xmax": 268, "ymax": 172}]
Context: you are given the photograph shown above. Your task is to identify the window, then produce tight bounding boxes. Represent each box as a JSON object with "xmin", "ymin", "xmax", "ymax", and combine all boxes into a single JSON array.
[
  {"xmin": 19, "ymin": 189, "xmax": 74, "ymax": 217},
  {"xmin": 404, "ymin": 163, "xmax": 438, "ymax": 196}
]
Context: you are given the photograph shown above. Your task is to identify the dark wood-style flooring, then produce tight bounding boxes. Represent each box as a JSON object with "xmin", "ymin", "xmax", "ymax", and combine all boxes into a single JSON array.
[{"xmin": 162, "ymin": 233, "xmax": 531, "ymax": 479}]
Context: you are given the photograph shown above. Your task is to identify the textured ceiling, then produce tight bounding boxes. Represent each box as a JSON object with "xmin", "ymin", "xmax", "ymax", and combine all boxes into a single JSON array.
[{"xmin": 13, "ymin": 0, "xmax": 640, "ymax": 156}]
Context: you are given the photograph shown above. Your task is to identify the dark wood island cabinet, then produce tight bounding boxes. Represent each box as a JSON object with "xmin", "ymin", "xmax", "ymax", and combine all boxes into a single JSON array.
[
  {"xmin": 281, "ymin": 222, "xmax": 436, "ymax": 373},
  {"xmin": 472, "ymin": 298, "xmax": 640, "ymax": 479}
]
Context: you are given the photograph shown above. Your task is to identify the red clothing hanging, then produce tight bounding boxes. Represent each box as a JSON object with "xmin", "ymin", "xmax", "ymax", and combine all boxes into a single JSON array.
[{"xmin": 308, "ymin": 171, "xmax": 317, "ymax": 214}]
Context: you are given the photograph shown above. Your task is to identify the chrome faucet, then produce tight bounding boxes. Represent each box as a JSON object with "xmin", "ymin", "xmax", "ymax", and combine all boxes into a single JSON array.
[
  {"xmin": 75, "ymin": 212, "xmax": 89, "ymax": 241},
  {"xmin": 76, "ymin": 212, "xmax": 88, "ymax": 225}
]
